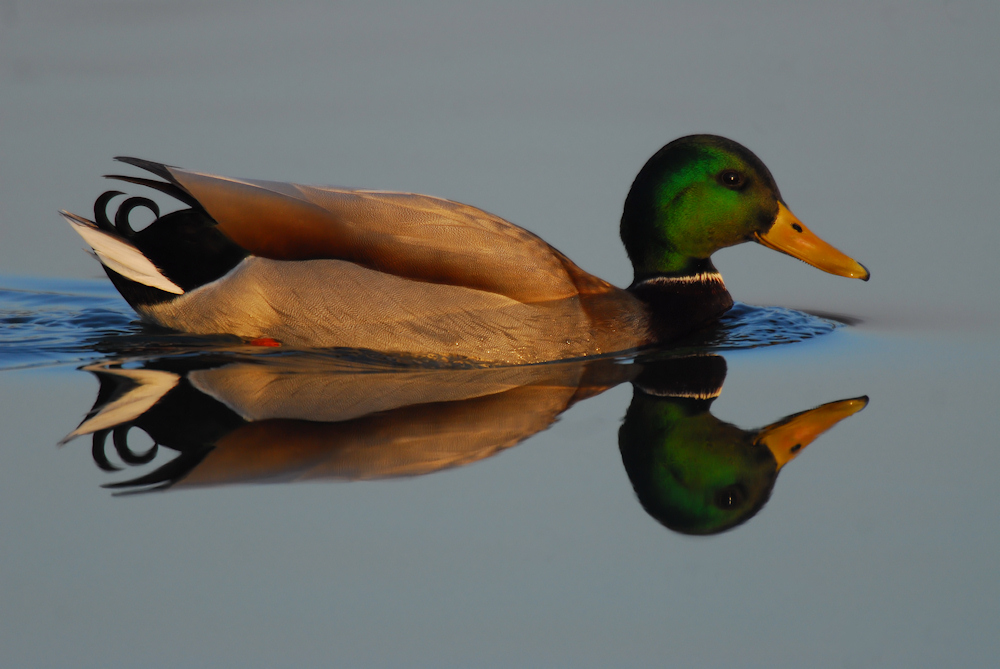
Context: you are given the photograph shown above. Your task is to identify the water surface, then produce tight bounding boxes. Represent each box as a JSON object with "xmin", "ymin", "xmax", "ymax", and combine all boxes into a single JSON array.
[{"xmin": 1, "ymin": 276, "xmax": 996, "ymax": 667}]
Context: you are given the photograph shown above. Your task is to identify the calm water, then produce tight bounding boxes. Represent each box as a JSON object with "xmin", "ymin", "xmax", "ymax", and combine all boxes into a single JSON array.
[
  {"xmin": 1, "ymin": 277, "xmax": 997, "ymax": 667},
  {"xmin": 2, "ymin": 2, "xmax": 999, "ymax": 667}
]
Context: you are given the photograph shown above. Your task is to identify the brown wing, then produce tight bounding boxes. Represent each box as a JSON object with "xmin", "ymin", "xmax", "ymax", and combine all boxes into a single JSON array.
[{"xmin": 164, "ymin": 166, "xmax": 614, "ymax": 304}]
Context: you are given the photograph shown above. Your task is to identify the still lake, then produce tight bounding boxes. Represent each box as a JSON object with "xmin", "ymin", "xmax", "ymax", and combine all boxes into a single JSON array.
[{"xmin": 2, "ymin": 2, "xmax": 998, "ymax": 667}]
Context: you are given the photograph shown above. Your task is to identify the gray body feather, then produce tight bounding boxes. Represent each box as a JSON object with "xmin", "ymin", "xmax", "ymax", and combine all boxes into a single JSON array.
[{"xmin": 143, "ymin": 257, "xmax": 637, "ymax": 364}]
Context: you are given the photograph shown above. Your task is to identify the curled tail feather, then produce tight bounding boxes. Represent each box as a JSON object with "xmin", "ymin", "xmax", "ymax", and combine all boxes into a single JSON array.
[{"xmin": 62, "ymin": 181, "xmax": 249, "ymax": 309}]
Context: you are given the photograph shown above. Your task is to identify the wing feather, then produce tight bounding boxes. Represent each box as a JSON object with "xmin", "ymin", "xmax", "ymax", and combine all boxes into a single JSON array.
[{"xmin": 165, "ymin": 166, "xmax": 600, "ymax": 303}]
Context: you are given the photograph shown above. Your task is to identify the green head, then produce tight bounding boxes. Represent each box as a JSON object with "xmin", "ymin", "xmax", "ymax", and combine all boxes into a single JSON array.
[{"xmin": 621, "ymin": 135, "xmax": 869, "ymax": 282}]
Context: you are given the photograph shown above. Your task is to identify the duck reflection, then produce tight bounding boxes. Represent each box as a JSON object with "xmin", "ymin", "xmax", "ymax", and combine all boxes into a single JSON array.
[
  {"xmin": 621, "ymin": 356, "xmax": 866, "ymax": 534},
  {"xmin": 65, "ymin": 352, "xmax": 633, "ymax": 490},
  {"xmin": 64, "ymin": 350, "xmax": 865, "ymax": 534}
]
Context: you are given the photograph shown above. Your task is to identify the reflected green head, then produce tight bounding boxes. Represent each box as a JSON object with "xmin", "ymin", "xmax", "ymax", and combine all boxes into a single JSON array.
[
  {"xmin": 621, "ymin": 135, "xmax": 783, "ymax": 278},
  {"xmin": 619, "ymin": 393, "xmax": 779, "ymax": 535}
]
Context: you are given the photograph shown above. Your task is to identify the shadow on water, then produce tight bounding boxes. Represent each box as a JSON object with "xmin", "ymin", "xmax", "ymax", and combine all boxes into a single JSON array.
[{"xmin": 1, "ymin": 277, "xmax": 867, "ymax": 535}]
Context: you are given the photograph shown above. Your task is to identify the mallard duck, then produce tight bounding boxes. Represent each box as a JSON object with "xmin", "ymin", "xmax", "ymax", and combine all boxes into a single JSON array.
[{"xmin": 61, "ymin": 135, "xmax": 868, "ymax": 364}]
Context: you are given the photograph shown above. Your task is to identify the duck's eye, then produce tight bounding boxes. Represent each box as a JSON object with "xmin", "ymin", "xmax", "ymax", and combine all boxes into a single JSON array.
[
  {"xmin": 719, "ymin": 170, "xmax": 744, "ymax": 189},
  {"xmin": 714, "ymin": 484, "xmax": 746, "ymax": 509}
]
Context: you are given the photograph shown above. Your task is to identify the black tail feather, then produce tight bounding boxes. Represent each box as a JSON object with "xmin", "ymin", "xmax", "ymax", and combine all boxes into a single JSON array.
[
  {"xmin": 89, "ymin": 160, "xmax": 250, "ymax": 307},
  {"xmin": 114, "ymin": 196, "xmax": 160, "ymax": 237},
  {"xmin": 94, "ymin": 190, "xmax": 124, "ymax": 232},
  {"xmin": 104, "ymin": 174, "xmax": 201, "ymax": 209},
  {"xmin": 113, "ymin": 156, "xmax": 177, "ymax": 181},
  {"xmin": 103, "ymin": 265, "xmax": 178, "ymax": 308}
]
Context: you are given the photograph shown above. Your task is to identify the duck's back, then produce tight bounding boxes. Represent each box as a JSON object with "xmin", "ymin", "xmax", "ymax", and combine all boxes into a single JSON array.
[{"xmin": 168, "ymin": 167, "xmax": 604, "ymax": 303}]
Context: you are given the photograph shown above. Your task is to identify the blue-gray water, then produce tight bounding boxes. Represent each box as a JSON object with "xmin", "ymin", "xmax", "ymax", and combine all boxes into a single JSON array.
[{"xmin": 2, "ymin": 2, "xmax": 999, "ymax": 667}]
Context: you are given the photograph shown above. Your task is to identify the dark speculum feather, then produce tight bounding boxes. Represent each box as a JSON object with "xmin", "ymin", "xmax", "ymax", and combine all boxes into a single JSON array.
[
  {"xmin": 101, "ymin": 447, "xmax": 215, "ymax": 492},
  {"xmin": 91, "ymin": 430, "xmax": 123, "ymax": 472},
  {"xmin": 113, "ymin": 156, "xmax": 177, "ymax": 181},
  {"xmin": 101, "ymin": 268, "xmax": 177, "ymax": 307},
  {"xmin": 129, "ymin": 209, "xmax": 249, "ymax": 292},
  {"xmin": 99, "ymin": 207, "xmax": 250, "ymax": 303},
  {"xmin": 105, "ymin": 174, "xmax": 201, "ymax": 209},
  {"xmin": 112, "ymin": 426, "xmax": 159, "ymax": 465},
  {"xmin": 94, "ymin": 190, "xmax": 124, "ymax": 232},
  {"xmin": 114, "ymin": 196, "xmax": 160, "ymax": 237},
  {"xmin": 91, "ymin": 157, "xmax": 249, "ymax": 306}
]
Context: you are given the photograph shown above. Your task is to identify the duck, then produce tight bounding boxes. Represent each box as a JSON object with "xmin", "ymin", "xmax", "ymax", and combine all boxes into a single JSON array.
[{"xmin": 61, "ymin": 135, "xmax": 869, "ymax": 364}]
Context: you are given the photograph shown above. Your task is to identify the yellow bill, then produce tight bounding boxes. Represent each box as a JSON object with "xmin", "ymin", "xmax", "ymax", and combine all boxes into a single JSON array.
[
  {"xmin": 756, "ymin": 203, "xmax": 870, "ymax": 281},
  {"xmin": 756, "ymin": 396, "xmax": 869, "ymax": 470}
]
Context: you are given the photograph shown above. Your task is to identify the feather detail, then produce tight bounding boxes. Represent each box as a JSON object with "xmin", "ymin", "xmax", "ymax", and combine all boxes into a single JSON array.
[
  {"xmin": 60, "ymin": 211, "xmax": 184, "ymax": 294},
  {"xmin": 59, "ymin": 366, "xmax": 180, "ymax": 443}
]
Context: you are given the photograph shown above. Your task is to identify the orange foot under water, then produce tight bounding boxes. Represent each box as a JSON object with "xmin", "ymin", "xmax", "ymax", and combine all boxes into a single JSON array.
[{"xmin": 248, "ymin": 337, "xmax": 282, "ymax": 347}]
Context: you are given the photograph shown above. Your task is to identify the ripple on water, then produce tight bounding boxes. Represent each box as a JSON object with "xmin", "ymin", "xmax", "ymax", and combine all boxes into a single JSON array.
[
  {"xmin": 678, "ymin": 302, "xmax": 840, "ymax": 352},
  {"xmin": 0, "ymin": 277, "xmax": 841, "ymax": 370},
  {"xmin": 0, "ymin": 277, "xmax": 136, "ymax": 370}
]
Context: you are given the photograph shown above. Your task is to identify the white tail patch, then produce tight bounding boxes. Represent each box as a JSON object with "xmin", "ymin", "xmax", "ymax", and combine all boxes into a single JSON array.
[{"xmin": 60, "ymin": 211, "xmax": 184, "ymax": 294}]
